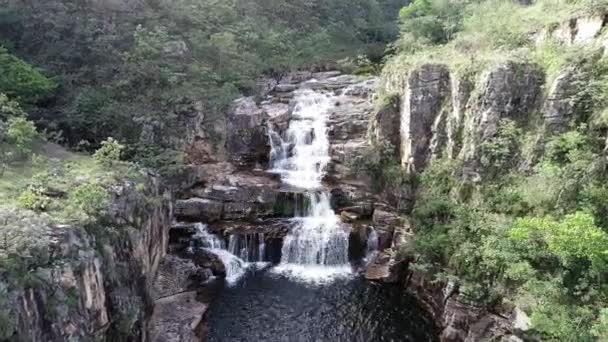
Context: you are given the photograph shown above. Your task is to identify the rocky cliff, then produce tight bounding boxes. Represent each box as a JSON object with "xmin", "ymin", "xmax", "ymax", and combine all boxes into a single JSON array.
[
  {"xmin": 368, "ymin": 11, "xmax": 608, "ymax": 342},
  {"xmin": 0, "ymin": 175, "xmax": 172, "ymax": 341}
]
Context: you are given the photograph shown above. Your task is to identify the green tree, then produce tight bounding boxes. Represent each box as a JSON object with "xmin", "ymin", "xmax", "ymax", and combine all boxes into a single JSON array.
[{"xmin": 0, "ymin": 46, "xmax": 55, "ymax": 105}]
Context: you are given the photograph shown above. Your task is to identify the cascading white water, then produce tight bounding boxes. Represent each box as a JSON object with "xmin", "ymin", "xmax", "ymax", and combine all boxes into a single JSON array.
[
  {"xmin": 228, "ymin": 233, "xmax": 266, "ymax": 263},
  {"xmin": 365, "ymin": 228, "xmax": 379, "ymax": 264},
  {"xmin": 190, "ymin": 223, "xmax": 247, "ymax": 285},
  {"xmin": 269, "ymin": 90, "xmax": 350, "ymax": 281}
]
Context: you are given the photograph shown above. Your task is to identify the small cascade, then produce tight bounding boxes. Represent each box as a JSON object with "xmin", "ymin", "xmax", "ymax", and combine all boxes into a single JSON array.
[
  {"xmin": 365, "ymin": 228, "xmax": 379, "ymax": 264},
  {"xmin": 268, "ymin": 89, "xmax": 351, "ymax": 281},
  {"xmin": 189, "ymin": 223, "xmax": 247, "ymax": 285},
  {"xmin": 228, "ymin": 233, "xmax": 267, "ymax": 263},
  {"xmin": 206, "ymin": 248, "xmax": 247, "ymax": 285},
  {"xmin": 191, "ymin": 222, "xmax": 225, "ymax": 250}
]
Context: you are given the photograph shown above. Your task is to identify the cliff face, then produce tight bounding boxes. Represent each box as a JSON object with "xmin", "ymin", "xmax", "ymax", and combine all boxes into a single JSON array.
[
  {"xmin": 1, "ymin": 176, "xmax": 172, "ymax": 341},
  {"xmin": 369, "ymin": 12, "xmax": 608, "ymax": 342}
]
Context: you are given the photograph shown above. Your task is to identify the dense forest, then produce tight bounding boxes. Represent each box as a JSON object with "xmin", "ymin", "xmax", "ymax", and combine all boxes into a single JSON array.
[
  {"xmin": 2, "ymin": 0, "xmax": 608, "ymax": 341},
  {"xmin": 0, "ymin": 0, "xmax": 406, "ymax": 165}
]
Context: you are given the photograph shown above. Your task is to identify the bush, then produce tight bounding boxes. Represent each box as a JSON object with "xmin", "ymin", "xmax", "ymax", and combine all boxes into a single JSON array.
[
  {"xmin": 17, "ymin": 187, "xmax": 50, "ymax": 211},
  {"xmin": 68, "ymin": 183, "xmax": 108, "ymax": 217},
  {"xmin": 0, "ymin": 93, "xmax": 25, "ymax": 121},
  {"xmin": 6, "ymin": 116, "xmax": 38, "ymax": 154},
  {"xmin": 0, "ymin": 46, "xmax": 56, "ymax": 105},
  {"xmin": 93, "ymin": 137, "xmax": 124, "ymax": 166}
]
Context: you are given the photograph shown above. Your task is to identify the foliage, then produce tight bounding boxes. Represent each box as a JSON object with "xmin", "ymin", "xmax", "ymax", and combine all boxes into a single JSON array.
[
  {"xmin": 68, "ymin": 182, "xmax": 108, "ymax": 217},
  {"xmin": 399, "ymin": 0, "xmax": 465, "ymax": 49},
  {"xmin": 93, "ymin": 137, "xmax": 124, "ymax": 166},
  {"xmin": 350, "ymin": 140, "xmax": 406, "ymax": 192},
  {"xmin": 0, "ymin": 0, "xmax": 408, "ymax": 159},
  {"xmin": 479, "ymin": 119, "xmax": 522, "ymax": 178},
  {"xmin": 6, "ymin": 116, "xmax": 37, "ymax": 153},
  {"xmin": 17, "ymin": 186, "xmax": 50, "ymax": 212},
  {"xmin": 409, "ymin": 124, "xmax": 608, "ymax": 339},
  {"xmin": 0, "ymin": 46, "xmax": 55, "ymax": 105},
  {"xmin": 0, "ymin": 93, "xmax": 24, "ymax": 121}
]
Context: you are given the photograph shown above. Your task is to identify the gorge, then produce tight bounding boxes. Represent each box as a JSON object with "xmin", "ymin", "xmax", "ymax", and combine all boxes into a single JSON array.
[{"xmin": 3, "ymin": 1, "xmax": 608, "ymax": 341}]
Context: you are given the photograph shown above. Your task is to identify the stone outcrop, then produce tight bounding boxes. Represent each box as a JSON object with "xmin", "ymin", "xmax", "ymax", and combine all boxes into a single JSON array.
[
  {"xmin": 536, "ymin": 14, "xmax": 607, "ymax": 46},
  {"xmin": 400, "ymin": 64, "xmax": 451, "ymax": 173},
  {"xmin": 459, "ymin": 62, "xmax": 543, "ymax": 174},
  {"xmin": 1, "ymin": 176, "xmax": 172, "ymax": 341},
  {"xmin": 175, "ymin": 171, "xmax": 282, "ymax": 223},
  {"xmin": 543, "ymin": 66, "xmax": 587, "ymax": 132},
  {"xmin": 404, "ymin": 271, "xmax": 529, "ymax": 342},
  {"xmin": 369, "ymin": 94, "xmax": 401, "ymax": 157},
  {"xmin": 226, "ymin": 97, "xmax": 270, "ymax": 169}
]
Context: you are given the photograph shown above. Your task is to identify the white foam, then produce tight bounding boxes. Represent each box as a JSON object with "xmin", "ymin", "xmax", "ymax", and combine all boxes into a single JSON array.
[{"xmin": 270, "ymin": 264, "xmax": 353, "ymax": 285}]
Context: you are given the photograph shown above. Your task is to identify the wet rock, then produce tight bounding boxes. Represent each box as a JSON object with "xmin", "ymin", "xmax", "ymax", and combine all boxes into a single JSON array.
[
  {"xmin": 191, "ymin": 249, "xmax": 226, "ymax": 276},
  {"xmin": 312, "ymin": 70, "xmax": 342, "ymax": 80},
  {"xmin": 340, "ymin": 211, "xmax": 360, "ymax": 222},
  {"xmin": 364, "ymin": 250, "xmax": 393, "ymax": 280},
  {"xmin": 151, "ymin": 255, "xmax": 212, "ymax": 300},
  {"xmin": 275, "ymin": 83, "xmax": 299, "ymax": 93},
  {"xmin": 400, "ymin": 64, "xmax": 451, "ymax": 173},
  {"xmin": 372, "ymin": 208, "xmax": 401, "ymax": 250},
  {"xmin": 226, "ymin": 97, "xmax": 270, "ymax": 169}
]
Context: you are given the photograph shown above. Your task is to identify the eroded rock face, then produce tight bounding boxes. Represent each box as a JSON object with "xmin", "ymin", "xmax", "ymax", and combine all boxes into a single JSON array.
[
  {"xmin": 369, "ymin": 94, "xmax": 401, "ymax": 156},
  {"xmin": 543, "ymin": 66, "xmax": 586, "ymax": 132},
  {"xmin": 175, "ymin": 171, "xmax": 282, "ymax": 222},
  {"xmin": 2, "ymin": 177, "xmax": 172, "ymax": 342},
  {"xmin": 404, "ymin": 270, "xmax": 528, "ymax": 342},
  {"xmin": 460, "ymin": 62, "xmax": 543, "ymax": 170},
  {"xmin": 400, "ymin": 64, "xmax": 451, "ymax": 173},
  {"xmin": 536, "ymin": 14, "xmax": 607, "ymax": 46},
  {"xmin": 226, "ymin": 97, "xmax": 270, "ymax": 169}
]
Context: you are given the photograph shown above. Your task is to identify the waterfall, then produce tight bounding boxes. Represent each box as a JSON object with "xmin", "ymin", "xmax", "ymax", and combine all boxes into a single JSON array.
[
  {"xmin": 269, "ymin": 90, "xmax": 351, "ymax": 281},
  {"xmin": 228, "ymin": 233, "xmax": 267, "ymax": 263},
  {"xmin": 365, "ymin": 228, "xmax": 379, "ymax": 264},
  {"xmin": 190, "ymin": 223, "xmax": 250, "ymax": 285}
]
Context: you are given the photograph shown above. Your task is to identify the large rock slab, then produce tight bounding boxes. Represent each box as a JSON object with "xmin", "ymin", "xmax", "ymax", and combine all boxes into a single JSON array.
[
  {"xmin": 400, "ymin": 64, "xmax": 451, "ymax": 173},
  {"xmin": 226, "ymin": 97, "xmax": 270, "ymax": 169},
  {"xmin": 148, "ymin": 291, "xmax": 207, "ymax": 342}
]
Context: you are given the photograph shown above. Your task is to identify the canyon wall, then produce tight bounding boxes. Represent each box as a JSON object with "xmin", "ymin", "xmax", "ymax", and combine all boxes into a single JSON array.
[{"xmin": 1, "ymin": 176, "xmax": 172, "ymax": 341}]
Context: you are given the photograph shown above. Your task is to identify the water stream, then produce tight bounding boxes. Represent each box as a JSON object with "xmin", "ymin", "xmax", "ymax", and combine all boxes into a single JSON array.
[{"xmin": 269, "ymin": 90, "xmax": 351, "ymax": 281}]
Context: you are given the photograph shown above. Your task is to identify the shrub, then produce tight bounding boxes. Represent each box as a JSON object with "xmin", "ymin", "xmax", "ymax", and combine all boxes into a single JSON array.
[
  {"xmin": 17, "ymin": 187, "xmax": 50, "ymax": 211},
  {"xmin": 0, "ymin": 46, "xmax": 56, "ymax": 105},
  {"xmin": 0, "ymin": 93, "xmax": 25, "ymax": 121},
  {"xmin": 93, "ymin": 137, "xmax": 124, "ymax": 166},
  {"xmin": 6, "ymin": 116, "xmax": 38, "ymax": 153},
  {"xmin": 68, "ymin": 183, "xmax": 108, "ymax": 217}
]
